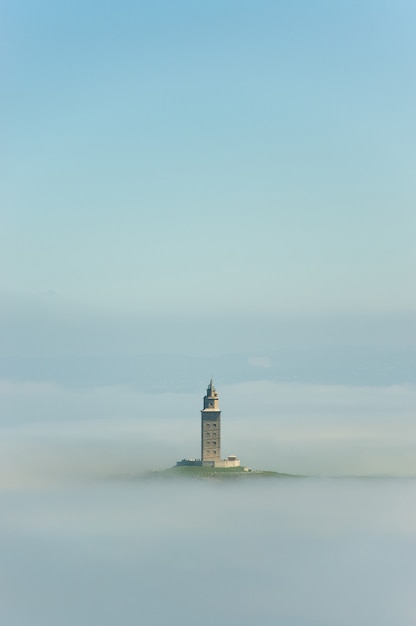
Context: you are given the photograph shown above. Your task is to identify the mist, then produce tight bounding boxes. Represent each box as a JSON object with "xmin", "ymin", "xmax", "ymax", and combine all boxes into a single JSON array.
[
  {"xmin": 2, "ymin": 341, "xmax": 414, "ymax": 626},
  {"xmin": 1, "ymin": 378, "xmax": 415, "ymax": 490},
  {"xmin": 1, "ymin": 340, "xmax": 415, "ymax": 626},
  {"xmin": 2, "ymin": 373, "xmax": 415, "ymax": 625},
  {"xmin": 1, "ymin": 478, "xmax": 415, "ymax": 626}
]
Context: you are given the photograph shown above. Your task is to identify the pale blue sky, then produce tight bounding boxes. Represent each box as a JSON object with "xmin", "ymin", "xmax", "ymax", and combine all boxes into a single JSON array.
[{"xmin": 1, "ymin": 1, "xmax": 415, "ymax": 352}]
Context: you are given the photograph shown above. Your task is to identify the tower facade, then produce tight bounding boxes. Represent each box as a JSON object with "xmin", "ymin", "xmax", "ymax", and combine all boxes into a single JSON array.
[
  {"xmin": 176, "ymin": 379, "xmax": 241, "ymax": 468},
  {"xmin": 201, "ymin": 379, "xmax": 221, "ymax": 465}
]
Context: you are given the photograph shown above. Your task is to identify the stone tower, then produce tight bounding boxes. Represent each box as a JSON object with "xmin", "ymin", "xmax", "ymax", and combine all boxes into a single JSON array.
[{"xmin": 201, "ymin": 379, "xmax": 221, "ymax": 465}]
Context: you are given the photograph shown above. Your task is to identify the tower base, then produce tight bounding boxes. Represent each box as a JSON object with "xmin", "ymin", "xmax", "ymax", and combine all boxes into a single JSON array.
[{"xmin": 176, "ymin": 456, "xmax": 241, "ymax": 468}]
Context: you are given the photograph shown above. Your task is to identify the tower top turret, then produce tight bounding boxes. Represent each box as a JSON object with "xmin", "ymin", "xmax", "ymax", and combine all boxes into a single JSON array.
[{"xmin": 203, "ymin": 378, "xmax": 219, "ymax": 410}]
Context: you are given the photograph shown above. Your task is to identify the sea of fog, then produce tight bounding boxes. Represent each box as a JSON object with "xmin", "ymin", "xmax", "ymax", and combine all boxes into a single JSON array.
[
  {"xmin": 1, "ymin": 477, "xmax": 415, "ymax": 626},
  {"xmin": 1, "ymin": 377, "xmax": 415, "ymax": 625}
]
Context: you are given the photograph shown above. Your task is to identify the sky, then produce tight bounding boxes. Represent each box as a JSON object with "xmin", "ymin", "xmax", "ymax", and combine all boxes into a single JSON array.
[
  {"xmin": 1, "ymin": 0, "xmax": 415, "ymax": 327},
  {"xmin": 1, "ymin": 1, "xmax": 415, "ymax": 473}
]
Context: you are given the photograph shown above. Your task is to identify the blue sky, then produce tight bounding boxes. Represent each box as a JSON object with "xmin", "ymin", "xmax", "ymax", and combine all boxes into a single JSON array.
[{"xmin": 2, "ymin": 0, "xmax": 415, "ymax": 331}]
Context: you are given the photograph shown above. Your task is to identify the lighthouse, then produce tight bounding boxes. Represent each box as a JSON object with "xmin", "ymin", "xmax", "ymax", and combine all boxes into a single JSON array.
[
  {"xmin": 201, "ymin": 379, "xmax": 221, "ymax": 464},
  {"xmin": 176, "ymin": 379, "xmax": 241, "ymax": 468}
]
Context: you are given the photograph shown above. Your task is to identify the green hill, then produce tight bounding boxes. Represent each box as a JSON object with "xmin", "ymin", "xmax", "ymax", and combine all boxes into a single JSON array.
[{"xmin": 155, "ymin": 465, "xmax": 302, "ymax": 480}]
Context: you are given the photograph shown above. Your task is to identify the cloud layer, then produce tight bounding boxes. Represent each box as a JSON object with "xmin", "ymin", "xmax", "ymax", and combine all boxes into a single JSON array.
[{"xmin": 1, "ymin": 477, "xmax": 415, "ymax": 626}]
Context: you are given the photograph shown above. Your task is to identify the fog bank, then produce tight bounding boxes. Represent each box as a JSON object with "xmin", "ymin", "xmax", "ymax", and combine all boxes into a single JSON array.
[
  {"xmin": 1, "ymin": 478, "xmax": 415, "ymax": 626},
  {"xmin": 1, "ymin": 379, "xmax": 415, "ymax": 488}
]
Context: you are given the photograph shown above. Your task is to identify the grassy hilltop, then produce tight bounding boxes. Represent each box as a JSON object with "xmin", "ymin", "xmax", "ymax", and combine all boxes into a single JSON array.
[{"xmin": 156, "ymin": 465, "xmax": 300, "ymax": 480}]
